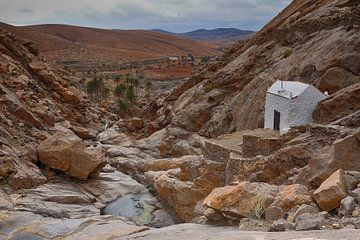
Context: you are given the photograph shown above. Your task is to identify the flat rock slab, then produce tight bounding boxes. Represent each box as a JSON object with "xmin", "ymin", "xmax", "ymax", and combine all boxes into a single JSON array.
[{"xmin": 118, "ymin": 223, "xmax": 360, "ymax": 240}]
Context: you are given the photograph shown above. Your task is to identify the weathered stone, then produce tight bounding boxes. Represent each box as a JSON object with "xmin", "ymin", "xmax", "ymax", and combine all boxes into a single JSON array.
[
  {"xmin": 318, "ymin": 67, "xmax": 351, "ymax": 94},
  {"xmin": 265, "ymin": 205, "xmax": 284, "ymax": 221},
  {"xmin": 313, "ymin": 169, "xmax": 348, "ymax": 211},
  {"xmin": 0, "ymin": 83, "xmax": 44, "ymax": 130},
  {"xmin": 242, "ymin": 129, "xmax": 282, "ymax": 158},
  {"xmin": 352, "ymin": 188, "xmax": 360, "ymax": 204},
  {"xmin": 37, "ymin": 131, "xmax": 106, "ymax": 180},
  {"xmin": 271, "ymin": 218, "xmax": 295, "ymax": 232},
  {"xmin": 339, "ymin": 196, "xmax": 357, "ymax": 217},
  {"xmin": 269, "ymin": 184, "xmax": 312, "ymax": 214},
  {"xmin": 154, "ymin": 158, "xmax": 225, "ymax": 222},
  {"xmin": 203, "ymin": 207, "xmax": 225, "ymax": 222},
  {"xmin": 239, "ymin": 218, "xmax": 271, "ymax": 232},
  {"xmin": 70, "ymin": 125, "xmax": 97, "ymax": 140},
  {"xmin": 131, "ymin": 117, "xmax": 143, "ymax": 129},
  {"xmin": 314, "ymin": 82, "xmax": 360, "ymax": 124},
  {"xmin": 295, "ymin": 213, "xmax": 326, "ymax": 231},
  {"xmin": 342, "ymin": 54, "xmax": 360, "ymax": 75},
  {"xmin": 345, "ymin": 171, "xmax": 360, "ymax": 190},
  {"xmin": 98, "ymin": 126, "xmax": 133, "ymax": 146},
  {"xmin": 294, "ymin": 204, "xmax": 320, "ymax": 220},
  {"xmin": 204, "ymin": 181, "xmax": 278, "ymax": 219}
]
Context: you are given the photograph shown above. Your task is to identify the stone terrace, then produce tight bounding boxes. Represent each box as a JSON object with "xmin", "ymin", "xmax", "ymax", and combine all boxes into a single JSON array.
[{"xmin": 202, "ymin": 129, "xmax": 284, "ymax": 185}]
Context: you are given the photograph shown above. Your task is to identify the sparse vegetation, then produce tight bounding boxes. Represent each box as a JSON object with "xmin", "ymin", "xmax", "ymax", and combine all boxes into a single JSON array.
[
  {"xmin": 201, "ymin": 56, "xmax": 211, "ymax": 63},
  {"xmin": 86, "ymin": 77, "xmax": 109, "ymax": 101},
  {"xmin": 249, "ymin": 194, "xmax": 269, "ymax": 220},
  {"xmin": 203, "ymin": 81, "xmax": 215, "ymax": 93},
  {"xmin": 283, "ymin": 48, "xmax": 293, "ymax": 58}
]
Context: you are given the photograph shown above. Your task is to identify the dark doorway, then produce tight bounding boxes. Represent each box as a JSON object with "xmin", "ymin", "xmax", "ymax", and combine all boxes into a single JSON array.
[{"xmin": 274, "ymin": 110, "xmax": 280, "ymax": 131}]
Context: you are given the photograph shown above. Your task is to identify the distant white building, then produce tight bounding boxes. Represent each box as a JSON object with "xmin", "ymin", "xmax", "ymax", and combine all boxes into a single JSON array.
[
  {"xmin": 264, "ymin": 80, "xmax": 327, "ymax": 132},
  {"xmin": 168, "ymin": 56, "xmax": 179, "ymax": 61}
]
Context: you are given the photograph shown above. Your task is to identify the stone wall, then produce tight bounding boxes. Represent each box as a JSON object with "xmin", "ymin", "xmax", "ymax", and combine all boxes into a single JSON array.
[
  {"xmin": 242, "ymin": 134, "xmax": 285, "ymax": 158},
  {"xmin": 202, "ymin": 140, "xmax": 241, "ymax": 163},
  {"xmin": 225, "ymin": 152, "xmax": 267, "ymax": 185}
]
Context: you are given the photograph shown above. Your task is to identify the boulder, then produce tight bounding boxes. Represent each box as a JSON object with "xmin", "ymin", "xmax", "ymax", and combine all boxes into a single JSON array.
[
  {"xmin": 344, "ymin": 171, "xmax": 360, "ymax": 190},
  {"xmin": 293, "ymin": 204, "xmax": 320, "ymax": 220},
  {"xmin": 352, "ymin": 188, "xmax": 360, "ymax": 204},
  {"xmin": 313, "ymin": 82, "xmax": 360, "ymax": 124},
  {"xmin": 317, "ymin": 67, "xmax": 352, "ymax": 94},
  {"xmin": 342, "ymin": 54, "xmax": 360, "ymax": 75},
  {"xmin": 98, "ymin": 126, "xmax": 133, "ymax": 146},
  {"xmin": 130, "ymin": 117, "xmax": 143, "ymax": 129},
  {"xmin": 295, "ymin": 213, "xmax": 326, "ymax": 231},
  {"xmin": 239, "ymin": 218, "xmax": 271, "ymax": 232},
  {"xmin": 339, "ymin": 196, "xmax": 357, "ymax": 217},
  {"xmin": 271, "ymin": 218, "xmax": 295, "ymax": 232},
  {"xmin": 37, "ymin": 131, "xmax": 106, "ymax": 180},
  {"xmin": 154, "ymin": 158, "xmax": 225, "ymax": 222},
  {"xmin": 268, "ymin": 184, "xmax": 312, "ymax": 214},
  {"xmin": 70, "ymin": 125, "xmax": 97, "ymax": 140},
  {"xmin": 204, "ymin": 181, "xmax": 278, "ymax": 219},
  {"xmin": 313, "ymin": 169, "xmax": 348, "ymax": 211}
]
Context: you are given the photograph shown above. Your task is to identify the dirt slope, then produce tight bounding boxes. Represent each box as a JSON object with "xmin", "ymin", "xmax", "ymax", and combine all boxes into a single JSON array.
[{"xmin": 0, "ymin": 23, "xmax": 220, "ymax": 64}]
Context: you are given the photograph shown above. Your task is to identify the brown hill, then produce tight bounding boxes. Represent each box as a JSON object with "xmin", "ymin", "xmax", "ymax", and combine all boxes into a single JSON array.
[{"xmin": 0, "ymin": 23, "xmax": 221, "ymax": 64}]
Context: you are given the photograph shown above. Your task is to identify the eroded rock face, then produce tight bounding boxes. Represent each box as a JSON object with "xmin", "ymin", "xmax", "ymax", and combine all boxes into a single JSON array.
[
  {"xmin": 37, "ymin": 131, "xmax": 106, "ymax": 180},
  {"xmin": 136, "ymin": 127, "xmax": 206, "ymax": 158},
  {"xmin": 266, "ymin": 184, "xmax": 313, "ymax": 219},
  {"xmin": 317, "ymin": 67, "xmax": 360, "ymax": 95},
  {"xmin": 154, "ymin": 157, "xmax": 226, "ymax": 222},
  {"xmin": 313, "ymin": 169, "xmax": 348, "ymax": 211},
  {"xmin": 314, "ymin": 83, "xmax": 360, "ymax": 125},
  {"xmin": 204, "ymin": 181, "xmax": 278, "ymax": 219}
]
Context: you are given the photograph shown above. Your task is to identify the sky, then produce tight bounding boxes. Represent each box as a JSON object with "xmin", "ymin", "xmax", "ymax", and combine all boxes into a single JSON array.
[{"xmin": 0, "ymin": 0, "xmax": 291, "ymax": 32}]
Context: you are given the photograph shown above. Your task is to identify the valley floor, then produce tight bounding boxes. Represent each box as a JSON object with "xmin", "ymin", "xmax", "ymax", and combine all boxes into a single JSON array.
[{"xmin": 125, "ymin": 225, "xmax": 360, "ymax": 240}]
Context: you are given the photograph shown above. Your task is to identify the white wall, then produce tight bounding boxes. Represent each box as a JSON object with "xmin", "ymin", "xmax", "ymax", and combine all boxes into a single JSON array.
[
  {"xmin": 264, "ymin": 93, "xmax": 291, "ymax": 131},
  {"xmin": 264, "ymin": 86, "xmax": 327, "ymax": 132},
  {"xmin": 288, "ymin": 86, "xmax": 327, "ymax": 127}
]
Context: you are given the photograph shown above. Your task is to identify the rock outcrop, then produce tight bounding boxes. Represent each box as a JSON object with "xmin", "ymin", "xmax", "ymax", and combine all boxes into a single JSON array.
[
  {"xmin": 37, "ymin": 131, "xmax": 106, "ymax": 180},
  {"xmin": 313, "ymin": 169, "xmax": 348, "ymax": 211}
]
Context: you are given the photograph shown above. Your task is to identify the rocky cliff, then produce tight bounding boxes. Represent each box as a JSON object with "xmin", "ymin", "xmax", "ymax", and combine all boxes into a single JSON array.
[{"xmin": 167, "ymin": 0, "xmax": 360, "ymax": 137}]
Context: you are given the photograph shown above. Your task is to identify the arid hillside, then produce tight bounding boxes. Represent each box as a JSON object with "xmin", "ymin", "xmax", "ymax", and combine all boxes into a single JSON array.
[
  {"xmin": 0, "ymin": 23, "xmax": 221, "ymax": 64},
  {"xmin": 165, "ymin": 0, "xmax": 359, "ymax": 137}
]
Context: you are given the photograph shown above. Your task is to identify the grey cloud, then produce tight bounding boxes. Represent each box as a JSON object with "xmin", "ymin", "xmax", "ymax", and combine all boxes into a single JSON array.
[{"xmin": 0, "ymin": 0, "xmax": 292, "ymax": 32}]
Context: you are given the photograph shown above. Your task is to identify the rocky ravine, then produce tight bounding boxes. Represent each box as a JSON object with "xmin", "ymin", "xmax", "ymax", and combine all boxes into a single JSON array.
[{"xmin": 1, "ymin": 0, "xmax": 360, "ymax": 239}]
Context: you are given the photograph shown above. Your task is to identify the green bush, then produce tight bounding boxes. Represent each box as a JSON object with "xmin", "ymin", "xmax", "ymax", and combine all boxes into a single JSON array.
[
  {"xmin": 126, "ymin": 85, "xmax": 135, "ymax": 102},
  {"xmin": 86, "ymin": 78, "xmax": 108, "ymax": 101},
  {"xmin": 114, "ymin": 84, "xmax": 127, "ymax": 97},
  {"xmin": 118, "ymin": 99, "xmax": 128, "ymax": 112}
]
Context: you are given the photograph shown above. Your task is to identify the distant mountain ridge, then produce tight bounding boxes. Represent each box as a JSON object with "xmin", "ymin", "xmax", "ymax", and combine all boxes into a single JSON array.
[{"xmin": 152, "ymin": 28, "xmax": 255, "ymax": 43}]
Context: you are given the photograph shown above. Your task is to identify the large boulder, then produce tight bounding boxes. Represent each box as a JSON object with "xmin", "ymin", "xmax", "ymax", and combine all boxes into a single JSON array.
[
  {"xmin": 37, "ymin": 131, "xmax": 106, "ymax": 180},
  {"xmin": 154, "ymin": 157, "xmax": 225, "ymax": 222},
  {"xmin": 266, "ymin": 184, "xmax": 312, "ymax": 220},
  {"xmin": 317, "ymin": 67, "xmax": 359, "ymax": 94},
  {"xmin": 203, "ymin": 181, "xmax": 278, "ymax": 219},
  {"xmin": 313, "ymin": 82, "xmax": 360, "ymax": 124},
  {"xmin": 313, "ymin": 169, "xmax": 348, "ymax": 211}
]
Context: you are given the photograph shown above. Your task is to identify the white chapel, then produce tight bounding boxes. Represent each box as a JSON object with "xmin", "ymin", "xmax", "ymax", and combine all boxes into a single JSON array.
[{"xmin": 264, "ymin": 80, "xmax": 327, "ymax": 132}]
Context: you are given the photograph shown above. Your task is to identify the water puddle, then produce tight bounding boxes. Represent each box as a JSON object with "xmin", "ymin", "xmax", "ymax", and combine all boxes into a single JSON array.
[{"xmin": 102, "ymin": 190, "xmax": 156, "ymax": 225}]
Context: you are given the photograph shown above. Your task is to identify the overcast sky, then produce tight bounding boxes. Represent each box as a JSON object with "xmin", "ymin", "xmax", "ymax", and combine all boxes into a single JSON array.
[{"xmin": 0, "ymin": 0, "xmax": 291, "ymax": 32}]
